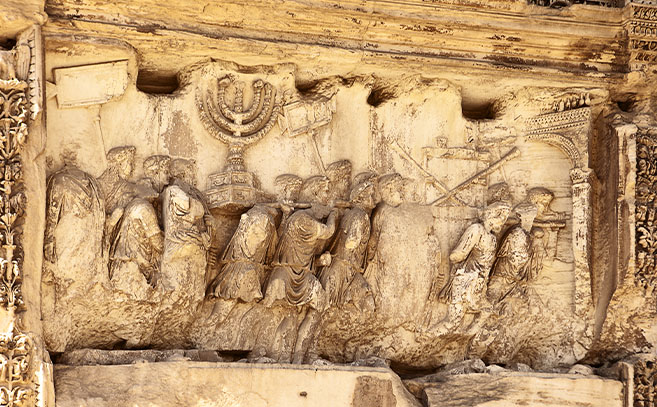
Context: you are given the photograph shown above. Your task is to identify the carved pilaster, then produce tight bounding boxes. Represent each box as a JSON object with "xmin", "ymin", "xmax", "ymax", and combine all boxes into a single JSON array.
[
  {"xmin": 617, "ymin": 354, "xmax": 657, "ymax": 407},
  {"xmin": 570, "ymin": 167, "xmax": 595, "ymax": 320},
  {"xmin": 0, "ymin": 74, "xmax": 37, "ymax": 406},
  {"xmin": 616, "ymin": 122, "xmax": 638, "ymax": 287},
  {"xmin": 635, "ymin": 131, "xmax": 657, "ymax": 290}
]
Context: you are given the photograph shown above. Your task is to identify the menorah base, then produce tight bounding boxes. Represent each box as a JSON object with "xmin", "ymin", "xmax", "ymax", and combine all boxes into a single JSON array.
[{"xmin": 205, "ymin": 169, "xmax": 260, "ymax": 214}]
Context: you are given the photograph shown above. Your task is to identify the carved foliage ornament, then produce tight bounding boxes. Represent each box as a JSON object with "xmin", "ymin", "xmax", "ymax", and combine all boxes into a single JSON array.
[
  {"xmin": 636, "ymin": 133, "xmax": 657, "ymax": 289},
  {"xmin": 0, "ymin": 68, "xmax": 35, "ymax": 405},
  {"xmin": 633, "ymin": 357, "xmax": 657, "ymax": 407},
  {"xmin": 0, "ymin": 330, "xmax": 33, "ymax": 407},
  {"xmin": 0, "ymin": 83, "xmax": 27, "ymax": 309}
]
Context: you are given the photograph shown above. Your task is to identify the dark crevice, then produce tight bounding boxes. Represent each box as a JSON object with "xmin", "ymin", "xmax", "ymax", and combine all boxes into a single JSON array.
[
  {"xmin": 614, "ymin": 95, "xmax": 637, "ymax": 113},
  {"xmin": 462, "ymin": 100, "xmax": 497, "ymax": 120},
  {"xmin": 390, "ymin": 360, "xmax": 435, "ymax": 379},
  {"xmin": 0, "ymin": 39, "xmax": 16, "ymax": 50},
  {"xmin": 136, "ymin": 70, "xmax": 180, "ymax": 94},
  {"xmin": 295, "ymin": 79, "xmax": 320, "ymax": 96},
  {"xmin": 367, "ymin": 87, "xmax": 397, "ymax": 107}
]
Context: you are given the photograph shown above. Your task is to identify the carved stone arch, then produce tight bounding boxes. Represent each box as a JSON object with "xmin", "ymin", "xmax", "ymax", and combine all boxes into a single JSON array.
[{"xmin": 526, "ymin": 132, "xmax": 582, "ymax": 168}]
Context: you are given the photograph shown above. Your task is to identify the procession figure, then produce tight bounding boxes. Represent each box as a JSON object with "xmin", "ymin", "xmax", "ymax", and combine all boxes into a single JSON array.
[
  {"xmin": 325, "ymin": 160, "xmax": 352, "ymax": 202},
  {"xmin": 263, "ymin": 175, "xmax": 338, "ymax": 363},
  {"xmin": 98, "ymin": 147, "xmax": 163, "ymax": 285},
  {"xmin": 161, "ymin": 159, "xmax": 212, "ymax": 267},
  {"xmin": 44, "ymin": 166, "xmax": 105, "ymax": 264},
  {"xmin": 435, "ymin": 201, "xmax": 512, "ymax": 334},
  {"xmin": 147, "ymin": 159, "xmax": 213, "ymax": 345},
  {"xmin": 365, "ymin": 173, "xmax": 404, "ymax": 277},
  {"xmin": 526, "ymin": 187, "xmax": 565, "ymax": 268},
  {"xmin": 319, "ymin": 180, "xmax": 376, "ymax": 311},
  {"xmin": 140, "ymin": 155, "xmax": 171, "ymax": 227},
  {"xmin": 487, "ymin": 202, "xmax": 538, "ymax": 304},
  {"xmin": 275, "ymin": 174, "xmax": 303, "ymax": 206},
  {"xmin": 209, "ymin": 205, "xmax": 278, "ymax": 302},
  {"xmin": 274, "ymin": 174, "xmax": 303, "ymax": 234},
  {"xmin": 141, "ymin": 155, "xmax": 172, "ymax": 195}
]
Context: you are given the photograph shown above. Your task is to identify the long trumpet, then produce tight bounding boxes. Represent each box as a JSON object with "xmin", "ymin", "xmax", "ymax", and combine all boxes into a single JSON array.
[
  {"xmin": 431, "ymin": 147, "xmax": 520, "ymax": 206},
  {"xmin": 262, "ymin": 199, "xmax": 353, "ymax": 210}
]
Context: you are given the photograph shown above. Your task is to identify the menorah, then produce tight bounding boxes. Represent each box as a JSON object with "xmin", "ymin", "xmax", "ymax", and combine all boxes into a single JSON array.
[
  {"xmin": 197, "ymin": 75, "xmax": 281, "ymax": 213},
  {"xmin": 198, "ymin": 75, "xmax": 280, "ymax": 171}
]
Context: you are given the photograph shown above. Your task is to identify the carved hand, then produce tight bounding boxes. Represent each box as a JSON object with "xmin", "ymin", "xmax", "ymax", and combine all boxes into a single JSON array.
[
  {"xmin": 44, "ymin": 238, "xmax": 56, "ymax": 262},
  {"xmin": 203, "ymin": 213, "xmax": 215, "ymax": 229},
  {"xmin": 281, "ymin": 203, "xmax": 294, "ymax": 216},
  {"xmin": 318, "ymin": 252, "xmax": 332, "ymax": 267}
]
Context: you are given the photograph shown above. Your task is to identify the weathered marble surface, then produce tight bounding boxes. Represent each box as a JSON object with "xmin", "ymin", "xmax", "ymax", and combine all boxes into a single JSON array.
[
  {"xmin": 39, "ymin": 50, "xmax": 596, "ymax": 371},
  {"xmin": 2, "ymin": 0, "xmax": 657, "ymax": 406},
  {"xmin": 0, "ymin": 1, "xmax": 45, "ymax": 40},
  {"xmin": 419, "ymin": 372, "xmax": 624, "ymax": 407},
  {"xmin": 54, "ymin": 361, "xmax": 421, "ymax": 407}
]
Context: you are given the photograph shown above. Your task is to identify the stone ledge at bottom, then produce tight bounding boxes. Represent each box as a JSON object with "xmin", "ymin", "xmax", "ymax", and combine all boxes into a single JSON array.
[
  {"xmin": 421, "ymin": 372, "xmax": 624, "ymax": 407},
  {"xmin": 53, "ymin": 361, "xmax": 421, "ymax": 407}
]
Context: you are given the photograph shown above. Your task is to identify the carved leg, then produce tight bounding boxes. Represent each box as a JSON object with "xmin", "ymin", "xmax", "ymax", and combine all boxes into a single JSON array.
[
  {"xmin": 267, "ymin": 315, "xmax": 296, "ymax": 363},
  {"xmin": 292, "ymin": 308, "xmax": 319, "ymax": 364}
]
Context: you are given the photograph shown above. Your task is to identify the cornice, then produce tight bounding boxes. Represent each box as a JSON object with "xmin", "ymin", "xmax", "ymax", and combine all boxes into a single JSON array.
[{"xmin": 42, "ymin": 0, "xmax": 633, "ymax": 89}]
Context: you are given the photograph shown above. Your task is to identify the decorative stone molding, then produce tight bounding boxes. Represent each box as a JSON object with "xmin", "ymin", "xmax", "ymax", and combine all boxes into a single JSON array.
[
  {"xmin": 526, "ymin": 108, "xmax": 591, "ymax": 169},
  {"xmin": 528, "ymin": 0, "xmax": 620, "ymax": 8},
  {"xmin": 0, "ymin": 78, "xmax": 36, "ymax": 407},
  {"xmin": 627, "ymin": 2, "xmax": 657, "ymax": 67}
]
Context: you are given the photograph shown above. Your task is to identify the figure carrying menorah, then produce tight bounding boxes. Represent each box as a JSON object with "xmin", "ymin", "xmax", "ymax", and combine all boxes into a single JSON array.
[{"xmin": 197, "ymin": 74, "xmax": 281, "ymax": 214}]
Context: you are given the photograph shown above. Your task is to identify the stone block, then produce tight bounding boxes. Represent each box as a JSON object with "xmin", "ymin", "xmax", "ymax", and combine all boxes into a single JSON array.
[
  {"xmin": 54, "ymin": 361, "xmax": 421, "ymax": 407},
  {"xmin": 421, "ymin": 372, "xmax": 623, "ymax": 407}
]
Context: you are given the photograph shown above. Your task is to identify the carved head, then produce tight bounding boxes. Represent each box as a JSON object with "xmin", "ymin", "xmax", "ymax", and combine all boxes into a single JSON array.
[
  {"xmin": 514, "ymin": 202, "xmax": 538, "ymax": 232},
  {"xmin": 143, "ymin": 155, "xmax": 171, "ymax": 192},
  {"xmin": 402, "ymin": 177, "xmax": 418, "ymax": 203},
  {"xmin": 378, "ymin": 173, "xmax": 404, "ymax": 207},
  {"xmin": 353, "ymin": 171, "xmax": 377, "ymax": 186},
  {"xmin": 350, "ymin": 181, "xmax": 376, "ymax": 210},
  {"xmin": 60, "ymin": 149, "xmax": 79, "ymax": 167},
  {"xmin": 353, "ymin": 171, "xmax": 380, "ymax": 204},
  {"xmin": 509, "ymin": 170, "xmax": 530, "ymax": 204},
  {"xmin": 275, "ymin": 174, "xmax": 303, "ymax": 203},
  {"xmin": 483, "ymin": 201, "xmax": 512, "ymax": 234},
  {"xmin": 170, "ymin": 158, "xmax": 197, "ymax": 187},
  {"xmin": 531, "ymin": 227, "xmax": 545, "ymax": 240},
  {"xmin": 238, "ymin": 206, "xmax": 276, "ymax": 257},
  {"xmin": 106, "ymin": 146, "xmax": 136, "ymax": 180},
  {"xmin": 526, "ymin": 187, "xmax": 554, "ymax": 218},
  {"xmin": 326, "ymin": 160, "xmax": 352, "ymax": 201},
  {"xmin": 487, "ymin": 182, "xmax": 511, "ymax": 205},
  {"xmin": 300, "ymin": 175, "xmax": 331, "ymax": 206}
]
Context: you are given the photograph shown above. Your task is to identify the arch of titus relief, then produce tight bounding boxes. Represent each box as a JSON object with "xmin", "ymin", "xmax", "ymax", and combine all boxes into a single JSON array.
[{"xmin": 1, "ymin": 0, "xmax": 657, "ymax": 405}]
